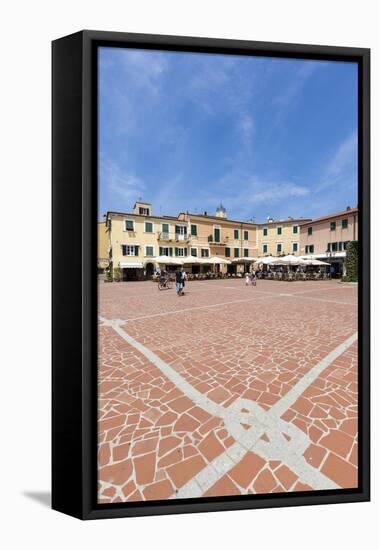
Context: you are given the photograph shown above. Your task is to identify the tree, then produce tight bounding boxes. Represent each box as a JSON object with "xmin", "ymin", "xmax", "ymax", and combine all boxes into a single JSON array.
[{"xmin": 344, "ymin": 241, "xmax": 358, "ymax": 282}]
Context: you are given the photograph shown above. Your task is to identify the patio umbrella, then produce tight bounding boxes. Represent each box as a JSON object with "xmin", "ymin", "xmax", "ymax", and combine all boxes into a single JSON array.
[
  {"xmin": 206, "ymin": 256, "xmax": 232, "ymax": 264},
  {"xmin": 303, "ymin": 259, "xmax": 330, "ymax": 266},
  {"xmin": 271, "ymin": 255, "xmax": 308, "ymax": 265},
  {"xmin": 257, "ymin": 256, "xmax": 276, "ymax": 264},
  {"xmin": 182, "ymin": 255, "xmax": 204, "ymax": 264},
  {"xmin": 155, "ymin": 255, "xmax": 183, "ymax": 265}
]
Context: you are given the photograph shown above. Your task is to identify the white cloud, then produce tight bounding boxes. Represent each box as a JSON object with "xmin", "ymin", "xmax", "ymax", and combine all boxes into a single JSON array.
[
  {"xmin": 326, "ymin": 132, "xmax": 357, "ymax": 177},
  {"xmin": 120, "ymin": 50, "xmax": 168, "ymax": 96},
  {"xmin": 100, "ymin": 158, "xmax": 145, "ymax": 207}
]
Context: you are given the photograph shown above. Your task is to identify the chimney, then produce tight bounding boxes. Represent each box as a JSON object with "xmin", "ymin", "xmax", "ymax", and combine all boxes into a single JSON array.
[{"xmin": 346, "ymin": 206, "xmax": 351, "ymax": 211}]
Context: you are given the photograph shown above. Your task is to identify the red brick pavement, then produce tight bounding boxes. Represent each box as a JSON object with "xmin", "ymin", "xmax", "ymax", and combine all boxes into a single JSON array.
[{"xmin": 98, "ymin": 279, "xmax": 358, "ymax": 503}]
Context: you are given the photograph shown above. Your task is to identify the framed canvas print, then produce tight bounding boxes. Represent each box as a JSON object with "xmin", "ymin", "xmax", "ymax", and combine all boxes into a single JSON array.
[{"xmin": 52, "ymin": 30, "xmax": 370, "ymax": 519}]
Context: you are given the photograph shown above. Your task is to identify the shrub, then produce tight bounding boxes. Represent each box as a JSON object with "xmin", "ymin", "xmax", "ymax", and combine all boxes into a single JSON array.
[{"xmin": 345, "ymin": 241, "xmax": 358, "ymax": 282}]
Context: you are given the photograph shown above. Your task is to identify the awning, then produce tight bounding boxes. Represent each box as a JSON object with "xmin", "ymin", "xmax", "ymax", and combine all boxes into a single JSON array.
[{"xmin": 119, "ymin": 262, "xmax": 144, "ymax": 269}]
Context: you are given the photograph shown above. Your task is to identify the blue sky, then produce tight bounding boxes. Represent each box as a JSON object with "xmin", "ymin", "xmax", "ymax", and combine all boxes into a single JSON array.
[{"xmin": 98, "ymin": 47, "xmax": 358, "ymax": 223}]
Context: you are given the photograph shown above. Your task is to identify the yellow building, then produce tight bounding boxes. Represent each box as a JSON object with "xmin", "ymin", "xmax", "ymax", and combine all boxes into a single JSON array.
[
  {"xmin": 100, "ymin": 202, "xmax": 314, "ymax": 280},
  {"xmin": 178, "ymin": 205, "xmax": 258, "ymax": 274},
  {"xmin": 105, "ymin": 201, "xmax": 181, "ymax": 280},
  {"xmin": 97, "ymin": 221, "xmax": 110, "ymax": 275},
  {"xmin": 256, "ymin": 216, "xmax": 311, "ymax": 256}
]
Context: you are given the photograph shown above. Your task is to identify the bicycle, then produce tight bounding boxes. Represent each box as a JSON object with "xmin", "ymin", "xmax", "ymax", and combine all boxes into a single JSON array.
[{"xmin": 158, "ymin": 277, "xmax": 172, "ymax": 290}]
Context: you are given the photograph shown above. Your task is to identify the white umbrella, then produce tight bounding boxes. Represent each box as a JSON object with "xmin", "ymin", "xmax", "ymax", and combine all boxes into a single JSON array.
[
  {"xmin": 155, "ymin": 255, "xmax": 183, "ymax": 265},
  {"xmin": 271, "ymin": 255, "xmax": 308, "ymax": 265},
  {"xmin": 206, "ymin": 256, "xmax": 231, "ymax": 265},
  {"xmin": 257, "ymin": 256, "xmax": 276, "ymax": 264},
  {"xmin": 182, "ymin": 255, "xmax": 204, "ymax": 264},
  {"xmin": 303, "ymin": 258, "xmax": 330, "ymax": 266}
]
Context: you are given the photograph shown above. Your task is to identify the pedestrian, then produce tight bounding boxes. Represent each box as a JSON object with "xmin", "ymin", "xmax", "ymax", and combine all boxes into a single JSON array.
[
  {"xmin": 245, "ymin": 272, "xmax": 250, "ymax": 286},
  {"xmin": 175, "ymin": 268, "xmax": 183, "ymax": 296},
  {"xmin": 250, "ymin": 269, "xmax": 257, "ymax": 286},
  {"xmin": 181, "ymin": 268, "xmax": 187, "ymax": 293}
]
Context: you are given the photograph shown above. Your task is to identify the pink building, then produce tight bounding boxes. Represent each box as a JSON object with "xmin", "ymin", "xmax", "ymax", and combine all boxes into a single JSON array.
[{"xmin": 300, "ymin": 207, "xmax": 358, "ymax": 277}]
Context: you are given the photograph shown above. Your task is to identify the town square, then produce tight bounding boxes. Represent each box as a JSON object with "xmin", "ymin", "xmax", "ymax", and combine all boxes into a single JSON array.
[{"xmin": 97, "ymin": 45, "xmax": 359, "ymax": 503}]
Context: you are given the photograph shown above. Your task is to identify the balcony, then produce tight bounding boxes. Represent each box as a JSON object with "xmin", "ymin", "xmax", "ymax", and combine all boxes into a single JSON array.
[
  {"xmin": 157, "ymin": 231, "xmax": 190, "ymax": 242},
  {"xmin": 207, "ymin": 235, "xmax": 227, "ymax": 245}
]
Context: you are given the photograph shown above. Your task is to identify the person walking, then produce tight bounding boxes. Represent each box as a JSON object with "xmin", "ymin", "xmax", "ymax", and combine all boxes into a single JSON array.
[
  {"xmin": 181, "ymin": 268, "xmax": 187, "ymax": 294},
  {"xmin": 245, "ymin": 271, "xmax": 250, "ymax": 286},
  {"xmin": 250, "ymin": 269, "xmax": 257, "ymax": 287},
  {"xmin": 175, "ymin": 268, "xmax": 183, "ymax": 296}
]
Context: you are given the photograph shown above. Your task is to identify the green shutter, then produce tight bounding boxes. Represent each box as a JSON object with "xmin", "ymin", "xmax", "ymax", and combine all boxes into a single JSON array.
[
  {"xmin": 234, "ymin": 248, "xmax": 239, "ymax": 257},
  {"xmin": 191, "ymin": 224, "xmax": 197, "ymax": 236},
  {"xmin": 225, "ymin": 247, "xmax": 230, "ymax": 257},
  {"xmin": 234, "ymin": 229, "xmax": 239, "ymax": 239},
  {"xmin": 244, "ymin": 230, "xmax": 248, "ymax": 240}
]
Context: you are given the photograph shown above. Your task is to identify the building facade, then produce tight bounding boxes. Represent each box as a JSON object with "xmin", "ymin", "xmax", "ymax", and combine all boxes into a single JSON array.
[
  {"xmin": 256, "ymin": 216, "xmax": 311, "ymax": 257},
  {"xmin": 299, "ymin": 207, "xmax": 358, "ymax": 276},
  {"xmin": 99, "ymin": 201, "xmax": 359, "ymax": 280}
]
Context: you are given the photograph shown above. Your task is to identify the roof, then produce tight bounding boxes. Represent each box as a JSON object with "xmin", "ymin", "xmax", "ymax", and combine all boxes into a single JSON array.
[
  {"xmin": 299, "ymin": 208, "xmax": 358, "ymax": 226},
  {"xmin": 255, "ymin": 218, "xmax": 312, "ymax": 226},
  {"xmin": 106, "ymin": 211, "xmax": 178, "ymax": 221},
  {"xmin": 184, "ymin": 212, "xmax": 258, "ymax": 226}
]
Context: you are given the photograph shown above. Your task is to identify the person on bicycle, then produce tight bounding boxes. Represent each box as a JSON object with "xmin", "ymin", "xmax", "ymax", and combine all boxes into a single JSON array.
[{"xmin": 175, "ymin": 268, "xmax": 183, "ymax": 296}]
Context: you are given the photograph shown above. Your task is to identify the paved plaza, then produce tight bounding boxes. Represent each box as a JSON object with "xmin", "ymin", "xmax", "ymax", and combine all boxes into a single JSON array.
[{"xmin": 98, "ymin": 279, "xmax": 358, "ymax": 503}]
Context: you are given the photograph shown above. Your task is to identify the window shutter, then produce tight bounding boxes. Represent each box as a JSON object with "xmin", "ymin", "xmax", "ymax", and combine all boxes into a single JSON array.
[
  {"xmin": 169, "ymin": 248, "xmax": 173, "ymax": 256},
  {"xmin": 134, "ymin": 246, "xmax": 139, "ymax": 256}
]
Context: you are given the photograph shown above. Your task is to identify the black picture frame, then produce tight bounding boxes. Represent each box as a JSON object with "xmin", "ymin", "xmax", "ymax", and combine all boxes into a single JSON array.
[{"xmin": 52, "ymin": 30, "xmax": 370, "ymax": 520}]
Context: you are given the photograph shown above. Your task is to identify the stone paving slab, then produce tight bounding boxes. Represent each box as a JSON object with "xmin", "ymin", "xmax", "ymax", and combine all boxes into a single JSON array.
[{"xmin": 98, "ymin": 279, "xmax": 358, "ymax": 503}]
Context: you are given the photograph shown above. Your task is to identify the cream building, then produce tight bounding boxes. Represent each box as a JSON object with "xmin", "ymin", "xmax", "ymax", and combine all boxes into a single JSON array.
[
  {"xmin": 105, "ymin": 201, "xmax": 179, "ymax": 280},
  {"xmin": 256, "ymin": 216, "xmax": 311, "ymax": 256},
  {"xmin": 99, "ymin": 201, "xmax": 358, "ymax": 280}
]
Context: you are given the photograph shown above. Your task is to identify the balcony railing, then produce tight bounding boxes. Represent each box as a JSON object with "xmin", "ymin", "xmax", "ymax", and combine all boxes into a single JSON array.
[{"xmin": 157, "ymin": 232, "xmax": 190, "ymax": 241}]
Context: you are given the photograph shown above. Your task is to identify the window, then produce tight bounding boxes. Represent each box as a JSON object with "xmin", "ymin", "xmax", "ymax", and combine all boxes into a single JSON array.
[
  {"xmin": 175, "ymin": 248, "xmax": 186, "ymax": 257},
  {"xmin": 343, "ymin": 241, "xmax": 349, "ymax": 250},
  {"xmin": 244, "ymin": 230, "xmax": 249, "ymax": 240},
  {"xmin": 327, "ymin": 243, "xmax": 331, "ymax": 252},
  {"xmin": 338, "ymin": 242, "xmax": 343, "ymax": 251},
  {"xmin": 214, "ymin": 227, "xmax": 221, "ymax": 242},
  {"xmin": 277, "ymin": 227, "xmax": 282, "ymax": 235},
  {"xmin": 262, "ymin": 244, "xmax": 268, "ymax": 254},
  {"xmin": 293, "ymin": 225, "xmax": 298, "ymax": 234},
  {"xmin": 145, "ymin": 221, "xmax": 153, "ymax": 233},
  {"xmin": 145, "ymin": 246, "xmax": 154, "ymax": 256},
  {"xmin": 292, "ymin": 242, "xmax": 298, "ymax": 253},
  {"xmin": 125, "ymin": 219, "xmax": 134, "ymax": 231},
  {"xmin": 175, "ymin": 225, "xmax": 187, "ymax": 238},
  {"xmin": 342, "ymin": 218, "xmax": 348, "ymax": 229},
  {"xmin": 139, "ymin": 207, "xmax": 150, "ymax": 215},
  {"xmin": 122, "ymin": 245, "xmax": 138, "ymax": 256},
  {"xmin": 225, "ymin": 247, "xmax": 230, "ymax": 257},
  {"xmin": 159, "ymin": 246, "xmax": 173, "ymax": 256},
  {"xmin": 244, "ymin": 248, "xmax": 249, "ymax": 257},
  {"xmin": 308, "ymin": 226, "xmax": 313, "ymax": 236},
  {"xmin": 331, "ymin": 242, "xmax": 338, "ymax": 252},
  {"xmin": 191, "ymin": 224, "xmax": 197, "ymax": 236},
  {"xmin": 201, "ymin": 249, "xmax": 209, "ymax": 258},
  {"xmin": 330, "ymin": 221, "xmax": 336, "ymax": 231},
  {"xmin": 305, "ymin": 244, "xmax": 314, "ymax": 254},
  {"xmin": 277, "ymin": 243, "xmax": 282, "ymax": 253},
  {"xmin": 234, "ymin": 229, "xmax": 239, "ymax": 239},
  {"xmin": 234, "ymin": 248, "xmax": 239, "ymax": 258},
  {"xmin": 190, "ymin": 248, "xmax": 197, "ymax": 256},
  {"xmin": 161, "ymin": 223, "xmax": 169, "ymax": 236},
  {"xmin": 263, "ymin": 227, "xmax": 268, "ymax": 236}
]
